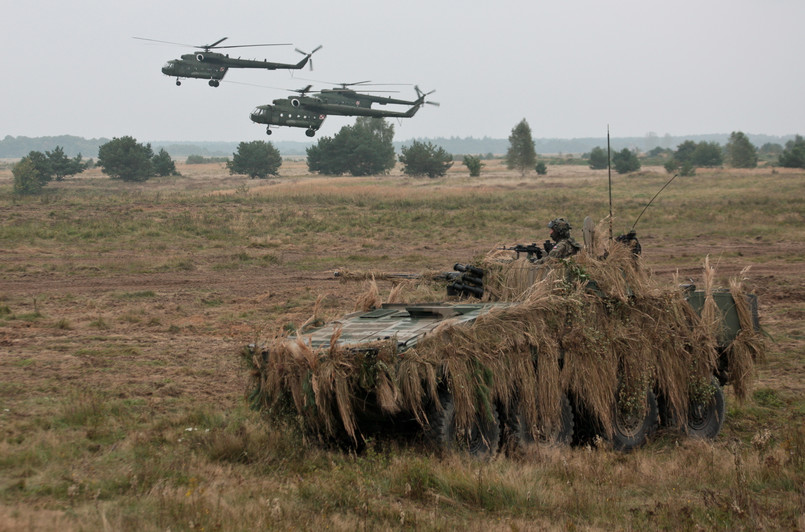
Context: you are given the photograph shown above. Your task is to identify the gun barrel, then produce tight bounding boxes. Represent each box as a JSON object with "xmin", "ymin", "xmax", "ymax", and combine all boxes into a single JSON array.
[
  {"xmin": 454, "ymin": 263, "xmax": 484, "ymax": 277},
  {"xmin": 447, "ymin": 282, "xmax": 484, "ymax": 298}
]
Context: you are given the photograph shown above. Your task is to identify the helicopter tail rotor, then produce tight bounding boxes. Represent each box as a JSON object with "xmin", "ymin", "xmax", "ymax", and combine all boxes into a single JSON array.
[
  {"xmin": 295, "ymin": 45, "xmax": 323, "ymax": 70},
  {"xmin": 414, "ymin": 86, "xmax": 440, "ymax": 107}
]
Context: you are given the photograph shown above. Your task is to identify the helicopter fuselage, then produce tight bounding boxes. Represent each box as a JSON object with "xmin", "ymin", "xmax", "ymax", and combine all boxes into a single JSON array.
[
  {"xmin": 250, "ymin": 87, "xmax": 429, "ymax": 136},
  {"xmin": 162, "ymin": 58, "xmax": 228, "ymax": 81},
  {"xmin": 161, "ymin": 52, "xmax": 309, "ymax": 85},
  {"xmin": 250, "ymin": 99, "xmax": 326, "ymax": 136}
]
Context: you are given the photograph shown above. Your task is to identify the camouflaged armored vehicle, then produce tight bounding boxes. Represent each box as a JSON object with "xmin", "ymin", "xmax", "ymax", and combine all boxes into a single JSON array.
[{"xmin": 245, "ymin": 241, "xmax": 763, "ymax": 457}]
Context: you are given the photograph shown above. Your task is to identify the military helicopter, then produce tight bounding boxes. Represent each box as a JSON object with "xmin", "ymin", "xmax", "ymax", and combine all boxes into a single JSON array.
[
  {"xmin": 134, "ymin": 37, "xmax": 322, "ymax": 87},
  {"xmin": 249, "ymin": 83, "xmax": 438, "ymax": 136}
]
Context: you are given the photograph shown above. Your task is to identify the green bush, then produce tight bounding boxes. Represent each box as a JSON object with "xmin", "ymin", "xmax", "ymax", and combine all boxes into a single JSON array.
[
  {"xmin": 46, "ymin": 146, "xmax": 86, "ymax": 180},
  {"xmin": 588, "ymin": 146, "xmax": 608, "ymax": 169},
  {"xmin": 97, "ymin": 136, "xmax": 155, "ymax": 182},
  {"xmin": 152, "ymin": 148, "xmax": 179, "ymax": 177},
  {"xmin": 535, "ymin": 161, "xmax": 547, "ymax": 175},
  {"xmin": 399, "ymin": 141, "xmax": 453, "ymax": 178},
  {"xmin": 12, "ymin": 157, "xmax": 44, "ymax": 195},
  {"xmin": 227, "ymin": 141, "xmax": 282, "ymax": 179},
  {"xmin": 612, "ymin": 148, "xmax": 641, "ymax": 174},
  {"xmin": 306, "ymin": 118, "xmax": 395, "ymax": 176},
  {"xmin": 462, "ymin": 155, "xmax": 483, "ymax": 177}
]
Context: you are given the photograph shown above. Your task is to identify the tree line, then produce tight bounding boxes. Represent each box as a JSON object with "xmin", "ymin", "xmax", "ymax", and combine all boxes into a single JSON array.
[{"xmin": 10, "ymin": 123, "xmax": 805, "ymax": 195}]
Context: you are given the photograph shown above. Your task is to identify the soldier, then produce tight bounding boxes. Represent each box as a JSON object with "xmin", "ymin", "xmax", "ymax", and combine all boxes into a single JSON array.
[{"xmin": 535, "ymin": 217, "xmax": 582, "ymax": 263}]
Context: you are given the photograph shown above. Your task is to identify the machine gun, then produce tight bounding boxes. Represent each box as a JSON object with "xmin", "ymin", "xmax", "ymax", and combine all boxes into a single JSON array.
[
  {"xmin": 502, "ymin": 240, "xmax": 554, "ymax": 261},
  {"xmin": 334, "ymin": 263, "xmax": 485, "ymax": 299},
  {"xmin": 445, "ymin": 263, "xmax": 484, "ymax": 298}
]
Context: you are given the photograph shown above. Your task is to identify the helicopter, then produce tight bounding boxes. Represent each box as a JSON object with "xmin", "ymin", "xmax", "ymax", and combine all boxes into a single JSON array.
[
  {"xmin": 134, "ymin": 37, "xmax": 322, "ymax": 87},
  {"xmin": 249, "ymin": 83, "xmax": 438, "ymax": 136}
]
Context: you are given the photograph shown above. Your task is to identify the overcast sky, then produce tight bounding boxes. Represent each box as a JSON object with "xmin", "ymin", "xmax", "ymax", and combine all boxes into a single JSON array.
[{"xmin": 3, "ymin": 0, "xmax": 803, "ymax": 142}]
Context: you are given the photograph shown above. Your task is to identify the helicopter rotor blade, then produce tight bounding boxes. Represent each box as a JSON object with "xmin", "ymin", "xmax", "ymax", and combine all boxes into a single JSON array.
[
  {"xmin": 212, "ymin": 42, "xmax": 291, "ymax": 49},
  {"xmin": 292, "ymin": 84, "xmax": 314, "ymax": 95},
  {"xmin": 133, "ymin": 36, "xmax": 289, "ymax": 51},
  {"xmin": 133, "ymin": 36, "xmax": 197, "ymax": 47},
  {"xmin": 203, "ymin": 37, "xmax": 229, "ymax": 49}
]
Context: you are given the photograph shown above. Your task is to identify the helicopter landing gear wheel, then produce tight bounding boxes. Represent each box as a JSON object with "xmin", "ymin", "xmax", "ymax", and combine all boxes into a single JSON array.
[
  {"xmin": 265, "ymin": 128, "xmax": 272, "ymax": 135},
  {"xmin": 176, "ymin": 79, "xmax": 182, "ymax": 86},
  {"xmin": 305, "ymin": 128, "xmax": 316, "ymax": 137},
  {"xmin": 209, "ymin": 80, "xmax": 219, "ymax": 87}
]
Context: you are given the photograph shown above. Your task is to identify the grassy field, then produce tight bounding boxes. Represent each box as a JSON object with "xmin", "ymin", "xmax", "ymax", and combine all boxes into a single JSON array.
[{"xmin": 1, "ymin": 159, "xmax": 804, "ymax": 530}]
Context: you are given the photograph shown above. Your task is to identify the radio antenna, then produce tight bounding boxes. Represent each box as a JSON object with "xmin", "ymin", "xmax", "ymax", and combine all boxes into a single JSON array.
[
  {"xmin": 632, "ymin": 173, "xmax": 679, "ymax": 230},
  {"xmin": 607, "ymin": 125, "xmax": 613, "ymax": 240}
]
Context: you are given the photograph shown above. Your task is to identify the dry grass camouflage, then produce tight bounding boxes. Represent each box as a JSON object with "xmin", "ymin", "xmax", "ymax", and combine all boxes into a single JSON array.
[{"xmin": 246, "ymin": 230, "xmax": 765, "ymax": 449}]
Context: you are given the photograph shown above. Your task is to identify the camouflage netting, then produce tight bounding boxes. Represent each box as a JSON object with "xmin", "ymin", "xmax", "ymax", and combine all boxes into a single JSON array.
[{"xmin": 245, "ymin": 240, "xmax": 765, "ymax": 443}]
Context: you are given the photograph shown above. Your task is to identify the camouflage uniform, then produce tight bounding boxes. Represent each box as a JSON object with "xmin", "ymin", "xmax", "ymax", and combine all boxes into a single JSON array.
[{"xmin": 536, "ymin": 218, "xmax": 581, "ymax": 263}]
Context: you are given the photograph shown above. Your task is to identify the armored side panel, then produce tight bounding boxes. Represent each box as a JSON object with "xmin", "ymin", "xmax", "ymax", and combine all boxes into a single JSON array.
[
  {"xmin": 685, "ymin": 290, "xmax": 759, "ymax": 346},
  {"xmin": 300, "ymin": 302, "xmax": 509, "ymax": 351}
]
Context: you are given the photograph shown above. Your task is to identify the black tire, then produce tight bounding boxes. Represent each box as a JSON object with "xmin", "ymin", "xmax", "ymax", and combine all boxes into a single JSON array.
[
  {"xmin": 685, "ymin": 377, "xmax": 725, "ymax": 440},
  {"xmin": 426, "ymin": 390, "xmax": 500, "ymax": 458},
  {"xmin": 610, "ymin": 388, "xmax": 659, "ymax": 452},
  {"xmin": 517, "ymin": 393, "xmax": 574, "ymax": 446}
]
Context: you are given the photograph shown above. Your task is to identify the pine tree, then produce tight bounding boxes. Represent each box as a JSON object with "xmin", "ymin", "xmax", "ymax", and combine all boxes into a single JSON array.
[{"xmin": 505, "ymin": 119, "xmax": 537, "ymax": 176}]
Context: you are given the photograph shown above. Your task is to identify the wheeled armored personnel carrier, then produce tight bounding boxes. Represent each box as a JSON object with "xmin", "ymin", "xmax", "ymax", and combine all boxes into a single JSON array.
[{"xmin": 245, "ymin": 242, "xmax": 763, "ymax": 456}]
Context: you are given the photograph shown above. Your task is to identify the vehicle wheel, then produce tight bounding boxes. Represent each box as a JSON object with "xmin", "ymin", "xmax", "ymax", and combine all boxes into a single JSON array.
[
  {"xmin": 517, "ymin": 393, "xmax": 574, "ymax": 446},
  {"xmin": 305, "ymin": 129, "xmax": 316, "ymax": 137},
  {"xmin": 426, "ymin": 390, "xmax": 500, "ymax": 458},
  {"xmin": 266, "ymin": 129, "xmax": 272, "ymax": 135},
  {"xmin": 610, "ymin": 388, "xmax": 659, "ymax": 451},
  {"xmin": 175, "ymin": 79, "xmax": 182, "ymax": 86},
  {"xmin": 685, "ymin": 376, "xmax": 725, "ymax": 439}
]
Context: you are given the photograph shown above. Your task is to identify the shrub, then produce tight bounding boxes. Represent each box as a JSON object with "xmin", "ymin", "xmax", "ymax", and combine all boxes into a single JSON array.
[
  {"xmin": 12, "ymin": 157, "xmax": 44, "ymax": 195},
  {"xmin": 462, "ymin": 155, "xmax": 483, "ymax": 177},
  {"xmin": 46, "ymin": 146, "xmax": 86, "ymax": 180},
  {"xmin": 612, "ymin": 148, "xmax": 641, "ymax": 174},
  {"xmin": 227, "ymin": 141, "xmax": 282, "ymax": 179},
  {"xmin": 152, "ymin": 148, "xmax": 179, "ymax": 177},
  {"xmin": 535, "ymin": 161, "xmax": 547, "ymax": 175},
  {"xmin": 399, "ymin": 141, "xmax": 453, "ymax": 178},
  {"xmin": 307, "ymin": 118, "xmax": 395, "ymax": 176},
  {"xmin": 588, "ymin": 146, "xmax": 608, "ymax": 169},
  {"xmin": 97, "ymin": 136, "xmax": 155, "ymax": 182}
]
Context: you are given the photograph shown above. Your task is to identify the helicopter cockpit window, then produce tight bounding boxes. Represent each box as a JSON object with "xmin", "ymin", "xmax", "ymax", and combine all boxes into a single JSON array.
[{"xmin": 163, "ymin": 63, "xmax": 174, "ymax": 70}]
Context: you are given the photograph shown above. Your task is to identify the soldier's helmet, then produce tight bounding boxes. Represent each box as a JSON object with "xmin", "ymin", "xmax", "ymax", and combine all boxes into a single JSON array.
[{"xmin": 548, "ymin": 217, "xmax": 572, "ymax": 239}]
